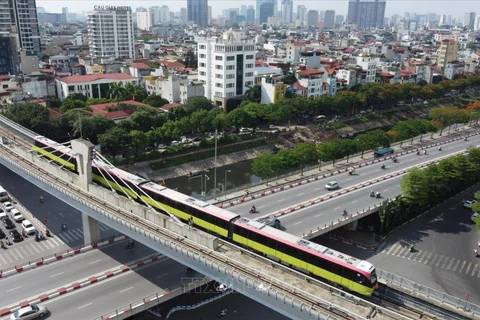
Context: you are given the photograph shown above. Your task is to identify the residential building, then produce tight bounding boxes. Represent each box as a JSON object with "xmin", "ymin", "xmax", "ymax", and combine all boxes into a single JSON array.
[
  {"xmin": 259, "ymin": 1, "xmax": 274, "ymax": 23},
  {"xmin": 285, "ymin": 43, "xmax": 304, "ymax": 62},
  {"xmin": 281, "ymin": 0, "xmax": 293, "ymax": 24},
  {"xmin": 180, "ymin": 7, "xmax": 187, "ymax": 21},
  {"xmin": 37, "ymin": 12, "xmax": 67, "ymax": 23},
  {"xmin": 2, "ymin": 0, "xmax": 41, "ymax": 57},
  {"xmin": 335, "ymin": 15, "xmax": 344, "ymax": 25},
  {"xmin": 356, "ymin": 54, "xmax": 376, "ymax": 83},
  {"xmin": 179, "ymin": 80, "xmax": 205, "ymax": 104},
  {"xmin": 437, "ymin": 39, "xmax": 458, "ymax": 69},
  {"xmin": 307, "ymin": 10, "xmax": 318, "ymax": 27},
  {"xmin": 0, "ymin": 36, "xmax": 18, "ymax": 75},
  {"xmin": 296, "ymin": 5, "xmax": 307, "ymax": 22},
  {"xmin": 137, "ymin": 10, "xmax": 154, "ymax": 31},
  {"xmin": 323, "ymin": 10, "xmax": 335, "ymax": 29},
  {"xmin": 299, "ymin": 51, "xmax": 322, "ymax": 69},
  {"xmin": 197, "ymin": 31, "xmax": 256, "ymax": 109},
  {"xmin": 246, "ymin": 7, "xmax": 255, "ymax": 22},
  {"xmin": 55, "ymin": 73, "xmax": 137, "ymax": 101},
  {"xmin": 254, "ymin": 66, "xmax": 283, "ymax": 84},
  {"xmin": 464, "ymin": 12, "xmax": 476, "ymax": 29},
  {"xmin": 187, "ymin": 0, "xmax": 208, "ymax": 27},
  {"xmin": 444, "ymin": 61, "xmax": 465, "ymax": 80},
  {"xmin": 87, "ymin": 6, "xmax": 135, "ymax": 59},
  {"xmin": 260, "ymin": 76, "xmax": 286, "ymax": 104},
  {"xmin": 296, "ymin": 67, "xmax": 324, "ymax": 98},
  {"xmin": 160, "ymin": 5, "xmax": 170, "ymax": 24},
  {"xmin": 347, "ymin": 0, "xmax": 386, "ymax": 29}
]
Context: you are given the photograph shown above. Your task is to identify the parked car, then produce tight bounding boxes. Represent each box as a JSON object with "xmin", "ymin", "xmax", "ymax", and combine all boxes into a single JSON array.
[
  {"xmin": 472, "ymin": 212, "xmax": 479, "ymax": 223},
  {"xmin": 0, "ymin": 208, "xmax": 6, "ymax": 220},
  {"xmin": 182, "ymin": 138, "xmax": 193, "ymax": 144},
  {"xmin": 157, "ymin": 144, "xmax": 167, "ymax": 150},
  {"xmin": 3, "ymin": 217, "xmax": 14, "ymax": 229},
  {"xmin": 3, "ymin": 201, "xmax": 13, "ymax": 212},
  {"xmin": 22, "ymin": 220, "xmax": 36, "ymax": 235},
  {"xmin": 239, "ymin": 127, "xmax": 252, "ymax": 133},
  {"xmin": 10, "ymin": 304, "xmax": 48, "ymax": 320},
  {"xmin": 11, "ymin": 209, "xmax": 23, "ymax": 222},
  {"xmin": 192, "ymin": 137, "xmax": 203, "ymax": 142},
  {"xmin": 9, "ymin": 229, "xmax": 23, "ymax": 242},
  {"xmin": 269, "ymin": 124, "xmax": 277, "ymax": 130},
  {"xmin": 325, "ymin": 181, "xmax": 339, "ymax": 190},
  {"xmin": 464, "ymin": 199, "xmax": 477, "ymax": 208},
  {"xmin": 171, "ymin": 140, "xmax": 181, "ymax": 146},
  {"xmin": 0, "ymin": 228, "xmax": 5, "ymax": 239}
]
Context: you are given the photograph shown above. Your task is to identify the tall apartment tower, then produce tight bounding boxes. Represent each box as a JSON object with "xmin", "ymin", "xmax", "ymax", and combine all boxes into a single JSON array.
[
  {"xmin": 187, "ymin": 0, "xmax": 208, "ymax": 27},
  {"xmin": 88, "ymin": 6, "xmax": 135, "ymax": 59},
  {"xmin": 137, "ymin": 10, "xmax": 154, "ymax": 30},
  {"xmin": 464, "ymin": 12, "xmax": 476, "ymax": 29},
  {"xmin": 347, "ymin": 0, "xmax": 386, "ymax": 29},
  {"xmin": 323, "ymin": 10, "xmax": 335, "ymax": 28},
  {"xmin": 197, "ymin": 31, "xmax": 256, "ymax": 109},
  {"xmin": 281, "ymin": 0, "xmax": 293, "ymax": 23},
  {"xmin": 1, "ymin": 0, "xmax": 41, "ymax": 56},
  {"xmin": 256, "ymin": 0, "xmax": 276, "ymax": 22},
  {"xmin": 437, "ymin": 39, "xmax": 458, "ymax": 69},
  {"xmin": 307, "ymin": 10, "xmax": 319, "ymax": 27}
]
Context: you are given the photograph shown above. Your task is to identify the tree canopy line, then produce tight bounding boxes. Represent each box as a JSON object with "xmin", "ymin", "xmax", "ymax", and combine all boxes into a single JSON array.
[
  {"xmin": 379, "ymin": 147, "xmax": 480, "ymax": 234},
  {"xmin": 3, "ymin": 74, "xmax": 480, "ymax": 157}
]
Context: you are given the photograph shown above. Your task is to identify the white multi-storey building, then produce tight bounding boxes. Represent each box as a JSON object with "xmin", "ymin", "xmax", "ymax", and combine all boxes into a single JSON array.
[
  {"xmin": 197, "ymin": 31, "xmax": 256, "ymax": 109},
  {"xmin": 356, "ymin": 54, "xmax": 376, "ymax": 83},
  {"xmin": 137, "ymin": 10, "xmax": 154, "ymax": 30},
  {"xmin": 88, "ymin": 6, "xmax": 135, "ymax": 59}
]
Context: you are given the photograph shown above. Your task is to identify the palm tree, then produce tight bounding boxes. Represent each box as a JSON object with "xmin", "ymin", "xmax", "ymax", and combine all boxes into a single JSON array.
[
  {"xmin": 108, "ymin": 82, "xmax": 129, "ymax": 105},
  {"xmin": 244, "ymin": 85, "xmax": 261, "ymax": 102}
]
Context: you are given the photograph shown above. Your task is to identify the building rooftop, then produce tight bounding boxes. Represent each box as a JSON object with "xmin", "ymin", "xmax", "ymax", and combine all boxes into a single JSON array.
[{"xmin": 56, "ymin": 73, "xmax": 135, "ymax": 84}]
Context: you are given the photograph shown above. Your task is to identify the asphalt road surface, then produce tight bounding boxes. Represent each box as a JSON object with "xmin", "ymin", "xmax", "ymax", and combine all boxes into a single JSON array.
[
  {"xmin": 231, "ymin": 134, "xmax": 480, "ymax": 218},
  {"xmin": 315, "ymin": 187, "xmax": 480, "ymax": 304}
]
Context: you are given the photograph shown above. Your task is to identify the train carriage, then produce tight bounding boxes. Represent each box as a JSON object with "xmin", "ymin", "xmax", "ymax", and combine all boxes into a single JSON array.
[
  {"xmin": 33, "ymin": 136, "xmax": 77, "ymax": 172},
  {"xmin": 232, "ymin": 218, "xmax": 377, "ymax": 296},
  {"xmin": 140, "ymin": 182, "xmax": 239, "ymax": 238}
]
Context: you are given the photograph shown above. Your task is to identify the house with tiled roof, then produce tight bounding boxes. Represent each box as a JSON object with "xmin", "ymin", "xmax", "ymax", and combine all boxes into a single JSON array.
[
  {"xmin": 55, "ymin": 73, "xmax": 138, "ymax": 101},
  {"xmin": 89, "ymin": 100, "xmax": 146, "ymax": 122}
]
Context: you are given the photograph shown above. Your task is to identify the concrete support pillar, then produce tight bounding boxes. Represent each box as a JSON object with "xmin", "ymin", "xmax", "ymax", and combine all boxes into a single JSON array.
[{"xmin": 82, "ymin": 213, "xmax": 101, "ymax": 244}]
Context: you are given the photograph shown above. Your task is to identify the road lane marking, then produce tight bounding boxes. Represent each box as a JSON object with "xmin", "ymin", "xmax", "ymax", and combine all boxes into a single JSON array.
[
  {"xmin": 156, "ymin": 273, "xmax": 169, "ymax": 279},
  {"xmin": 297, "ymin": 193, "xmax": 304, "ymax": 196},
  {"xmin": 277, "ymin": 199, "xmax": 285, "ymax": 203},
  {"xmin": 383, "ymin": 189, "xmax": 389, "ymax": 192},
  {"xmin": 435, "ymin": 255, "xmax": 445, "ymax": 267},
  {"xmin": 50, "ymin": 272, "xmax": 64, "ymax": 278},
  {"xmin": 88, "ymin": 259, "xmax": 102, "ymax": 265},
  {"xmin": 315, "ymin": 214, "xmax": 322, "ymax": 218},
  {"xmin": 471, "ymin": 264, "xmax": 478, "ymax": 277},
  {"xmin": 23, "ymin": 244, "xmax": 34, "ymax": 255},
  {"xmin": 0, "ymin": 253, "xmax": 7, "ymax": 265},
  {"xmin": 446, "ymin": 258, "xmax": 455, "ymax": 270},
  {"xmin": 17, "ymin": 246, "xmax": 28, "ymax": 257},
  {"xmin": 391, "ymin": 245, "xmax": 403, "ymax": 256},
  {"xmin": 119, "ymin": 287, "xmax": 133, "ymax": 294},
  {"xmin": 423, "ymin": 252, "xmax": 433, "ymax": 264},
  {"xmin": 351, "ymin": 200, "xmax": 358, "ymax": 204},
  {"xmin": 71, "ymin": 229, "xmax": 83, "ymax": 238},
  {"xmin": 430, "ymin": 254, "xmax": 439, "ymax": 266},
  {"xmin": 6, "ymin": 286, "xmax": 22, "ymax": 292},
  {"xmin": 417, "ymin": 251, "xmax": 428, "ymax": 263},
  {"xmin": 334, "ymin": 207, "xmax": 341, "ymax": 211},
  {"xmin": 293, "ymin": 221, "xmax": 302, "ymax": 226},
  {"xmin": 314, "ymin": 187, "xmax": 322, "ymax": 191},
  {"xmin": 452, "ymin": 260, "xmax": 461, "ymax": 272},
  {"xmin": 57, "ymin": 234, "xmax": 68, "ymax": 243},
  {"xmin": 441, "ymin": 257, "xmax": 450, "ymax": 269},
  {"xmin": 258, "ymin": 205, "xmax": 265, "ymax": 209},
  {"xmin": 78, "ymin": 302, "xmax": 93, "ymax": 309},
  {"xmin": 465, "ymin": 262, "xmax": 472, "ymax": 275},
  {"xmin": 459, "ymin": 261, "xmax": 467, "ymax": 274},
  {"xmin": 401, "ymin": 247, "xmax": 410, "ymax": 258}
]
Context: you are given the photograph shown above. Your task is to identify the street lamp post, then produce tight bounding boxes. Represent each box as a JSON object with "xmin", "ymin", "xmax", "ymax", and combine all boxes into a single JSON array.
[
  {"xmin": 188, "ymin": 174, "xmax": 203, "ymax": 200},
  {"xmin": 203, "ymin": 174, "xmax": 209, "ymax": 200},
  {"xmin": 318, "ymin": 159, "xmax": 321, "ymax": 171},
  {"xmin": 224, "ymin": 170, "xmax": 231, "ymax": 200}
]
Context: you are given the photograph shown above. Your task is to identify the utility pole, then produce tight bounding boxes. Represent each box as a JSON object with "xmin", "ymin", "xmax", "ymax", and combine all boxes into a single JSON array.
[{"xmin": 213, "ymin": 129, "xmax": 218, "ymax": 200}]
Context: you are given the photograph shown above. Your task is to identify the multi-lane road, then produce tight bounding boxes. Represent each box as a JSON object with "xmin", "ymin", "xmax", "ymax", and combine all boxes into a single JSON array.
[{"xmin": 230, "ymin": 132, "xmax": 480, "ymax": 234}]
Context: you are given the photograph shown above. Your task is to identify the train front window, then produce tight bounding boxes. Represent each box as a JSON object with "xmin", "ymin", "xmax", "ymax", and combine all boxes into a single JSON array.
[{"xmin": 370, "ymin": 270, "xmax": 377, "ymax": 286}]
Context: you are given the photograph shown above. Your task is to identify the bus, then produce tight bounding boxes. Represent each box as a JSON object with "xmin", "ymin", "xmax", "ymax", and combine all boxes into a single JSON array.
[
  {"xmin": 374, "ymin": 147, "xmax": 394, "ymax": 158},
  {"xmin": 0, "ymin": 186, "xmax": 9, "ymax": 202}
]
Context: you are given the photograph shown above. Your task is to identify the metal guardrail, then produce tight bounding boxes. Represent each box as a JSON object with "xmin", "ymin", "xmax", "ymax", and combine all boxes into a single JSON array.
[{"xmin": 377, "ymin": 269, "xmax": 480, "ymax": 317}]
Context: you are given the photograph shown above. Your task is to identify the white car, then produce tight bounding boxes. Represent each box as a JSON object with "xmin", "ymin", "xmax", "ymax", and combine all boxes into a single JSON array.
[
  {"xmin": 22, "ymin": 220, "xmax": 36, "ymax": 235},
  {"xmin": 464, "ymin": 200, "xmax": 477, "ymax": 208},
  {"xmin": 269, "ymin": 125, "xmax": 277, "ymax": 129},
  {"xmin": 171, "ymin": 140, "xmax": 181, "ymax": 146},
  {"xmin": 0, "ymin": 209, "xmax": 6, "ymax": 220},
  {"xmin": 325, "ymin": 181, "xmax": 339, "ymax": 190},
  {"xmin": 11, "ymin": 209, "xmax": 24, "ymax": 222},
  {"xmin": 472, "ymin": 212, "xmax": 479, "ymax": 223},
  {"xmin": 10, "ymin": 304, "xmax": 48, "ymax": 320},
  {"xmin": 157, "ymin": 144, "xmax": 167, "ymax": 150},
  {"xmin": 3, "ymin": 201, "xmax": 13, "ymax": 212}
]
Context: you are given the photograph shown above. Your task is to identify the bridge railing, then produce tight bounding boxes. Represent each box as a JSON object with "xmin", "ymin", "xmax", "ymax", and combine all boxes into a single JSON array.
[{"xmin": 377, "ymin": 269, "xmax": 480, "ymax": 317}]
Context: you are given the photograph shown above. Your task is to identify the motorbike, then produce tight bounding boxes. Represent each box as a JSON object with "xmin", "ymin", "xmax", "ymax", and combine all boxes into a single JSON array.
[
  {"xmin": 392, "ymin": 158, "xmax": 398, "ymax": 163},
  {"xmin": 249, "ymin": 207, "xmax": 256, "ymax": 214},
  {"xmin": 125, "ymin": 241, "xmax": 135, "ymax": 250},
  {"xmin": 438, "ymin": 147, "xmax": 442, "ymax": 151},
  {"xmin": 218, "ymin": 309, "xmax": 228, "ymax": 317},
  {"xmin": 410, "ymin": 244, "xmax": 415, "ymax": 252},
  {"xmin": 369, "ymin": 192, "xmax": 375, "ymax": 197},
  {"xmin": 45, "ymin": 229, "xmax": 51, "ymax": 237},
  {"xmin": 416, "ymin": 151, "xmax": 420, "ymax": 155},
  {"xmin": 381, "ymin": 165, "xmax": 386, "ymax": 170},
  {"xmin": 61, "ymin": 224, "xmax": 67, "ymax": 232}
]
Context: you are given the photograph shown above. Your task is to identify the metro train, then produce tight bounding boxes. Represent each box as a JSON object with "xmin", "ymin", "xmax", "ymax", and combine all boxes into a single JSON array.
[{"xmin": 33, "ymin": 135, "xmax": 378, "ymax": 295}]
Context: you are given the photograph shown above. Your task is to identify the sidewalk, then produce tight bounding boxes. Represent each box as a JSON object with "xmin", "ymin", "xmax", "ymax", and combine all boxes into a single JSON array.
[{"xmin": 211, "ymin": 124, "xmax": 475, "ymax": 205}]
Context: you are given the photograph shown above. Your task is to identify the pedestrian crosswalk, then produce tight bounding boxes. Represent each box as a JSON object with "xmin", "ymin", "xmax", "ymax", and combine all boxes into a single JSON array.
[
  {"xmin": 0, "ymin": 223, "xmax": 110, "ymax": 268},
  {"xmin": 378, "ymin": 242, "xmax": 480, "ymax": 278}
]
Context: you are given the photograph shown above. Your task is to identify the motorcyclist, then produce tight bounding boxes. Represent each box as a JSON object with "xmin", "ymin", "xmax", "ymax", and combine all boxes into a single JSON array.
[
  {"xmin": 416, "ymin": 151, "xmax": 420, "ymax": 155},
  {"xmin": 370, "ymin": 190, "xmax": 375, "ymax": 197},
  {"xmin": 424, "ymin": 150, "xmax": 427, "ymax": 155},
  {"xmin": 45, "ymin": 229, "xmax": 50, "ymax": 237},
  {"xmin": 465, "ymin": 137, "xmax": 468, "ymax": 141},
  {"xmin": 250, "ymin": 205, "xmax": 256, "ymax": 213},
  {"xmin": 343, "ymin": 208, "xmax": 347, "ymax": 215},
  {"xmin": 438, "ymin": 146, "xmax": 442, "ymax": 151},
  {"xmin": 39, "ymin": 195, "xmax": 43, "ymax": 203},
  {"xmin": 410, "ymin": 244, "xmax": 415, "ymax": 252},
  {"xmin": 220, "ymin": 308, "xmax": 227, "ymax": 316},
  {"xmin": 61, "ymin": 223, "xmax": 67, "ymax": 231},
  {"xmin": 475, "ymin": 249, "xmax": 478, "ymax": 257},
  {"xmin": 381, "ymin": 164, "xmax": 386, "ymax": 169}
]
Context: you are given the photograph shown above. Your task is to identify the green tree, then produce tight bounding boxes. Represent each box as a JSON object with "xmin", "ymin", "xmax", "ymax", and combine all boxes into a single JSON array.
[
  {"xmin": 125, "ymin": 83, "xmax": 148, "ymax": 102},
  {"xmin": 143, "ymin": 94, "xmax": 169, "ymax": 108},
  {"xmin": 282, "ymin": 73, "xmax": 297, "ymax": 85},
  {"xmin": 60, "ymin": 99, "xmax": 87, "ymax": 113},
  {"xmin": 86, "ymin": 98, "xmax": 111, "ymax": 106},
  {"xmin": 4, "ymin": 103, "xmax": 59, "ymax": 139},
  {"xmin": 98, "ymin": 126, "xmax": 130, "ymax": 153},
  {"xmin": 244, "ymin": 85, "xmax": 262, "ymax": 102},
  {"xmin": 226, "ymin": 107, "xmax": 257, "ymax": 128},
  {"xmin": 107, "ymin": 82, "xmax": 129, "ymax": 102},
  {"xmin": 189, "ymin": 109, "xmax": 214, "ymax": 133},
  {"xmin": 252, "ymin": 152, "xmax": 277, "ymax": 181},
  {"xmin": 401, "ymin": 167, "xmax": 433, "ymax": 206},
  {"xmin": 48, "ymin": 96, "xmax": 62, "ymax": 108},
  {"xmin": 72, "ymin": 115, "xmax": 115, "ymax": 144},
  {"xmin": 130, "ymin": 130, "xmax": 149, "ymax": 154},
  {"xmin": 64, "ymin": 93, "xmax": 87, "ymax": 102},
  {"xmin": 183, "ymin": 96, "xmax": 214, "ymax": 114},
  {"xmin": 212, "ymin": 112, "xmax": 229, "ymax": 131},
  {"xmin": 293, "ymin": 142, "xmax": 319, "ymax": 164}
]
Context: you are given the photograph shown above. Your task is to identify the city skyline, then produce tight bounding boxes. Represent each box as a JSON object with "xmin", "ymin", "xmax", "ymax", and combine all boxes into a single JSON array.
[{"xmin": 37, "ymin": 0, "xmax": 479, "ymax": 19}]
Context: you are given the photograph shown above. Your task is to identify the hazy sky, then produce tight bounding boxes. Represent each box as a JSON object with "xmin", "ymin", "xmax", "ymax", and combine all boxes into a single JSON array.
[{"xmin": 37, "ymin": 0, "xmax": 478, "ymax": 18}]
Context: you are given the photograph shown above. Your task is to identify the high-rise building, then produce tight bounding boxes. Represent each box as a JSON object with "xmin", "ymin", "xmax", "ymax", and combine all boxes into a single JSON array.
[
  {"xmin": 160, "ymin": 5, "xmax": 170, "ymax": 23},
  {"xmin": 464, "ymin": 12, "xmax": 476, "ymax": 29},
  {"xmin": 187, "ymin": 0, "xmax": 208, "ymax": 27},
  {"xmin": 137, "ymin": 10, "xmax": 154, "ymax": 30},
  {"xmin": 319, "ymin": 10, "xmax": 325, "ymax": 20},
  {"xmin": 0, "ymin": 35, "xmax": 18, "ymax": 75},
  {"xmin": 296, "ymin": 5, "xmax": 306, "ymax": 21},
  {"xmin": 437, "ymin": 39, "xmax": 458, "ymax": 69},
  {"xmin": 475, "ymin": 15, "xmax": 480, "ymax": 31},
  {"xmin": 180, "ymin": 7, "xmax": 187, "ymax": 21},
  {"xmin": 150, "ymin": 6, "xmax": 161, "ymax": 24},
  {"xmin": 62, "ymin": 7, "xmax": 68, "ymax": 21},
  {"xmin": 197, "ymin": 31, "xmax": 256, "ymax": 109},
  {"xmin": 335, "ymin": 15, "xmax": 345, "ymax": 26},
  {"xmin": 256, "ymin": 0, "xmax": 276, "ymax": 22},
  {"xmin": 88, "ymin": 6, "xmax": 135, "ymax": 59},
  {"xmin": 240, "ymin": 5, "xmax": 247, "ymax": 17},
  {"xmin": 439, "ymin": 14, "xmax": 447, "ymax": 26},
  {"xmin": 4, "ymin": 0, "xmax": 41, "ymax": 56},
  {"xmin": 246, "ymin": 6, "xmax": 255, "ymax": 22},
  {"xmin": 307, "ymin": 10, "xmax": 318, "ymax": 27},
  {"xmin": 259, "ymin": 1, "xmax": 274, "ymax": 23},
  {"xmin": 324, "ymin": 10, "xmax": 335, "ymax": 28},
  {"xmin": 347, "ymin": 0, "xmax": 386, "ymax": 29},
  {"xmin": 281, "ymin": 0, "xmax": 293, "ymax": 23}
]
